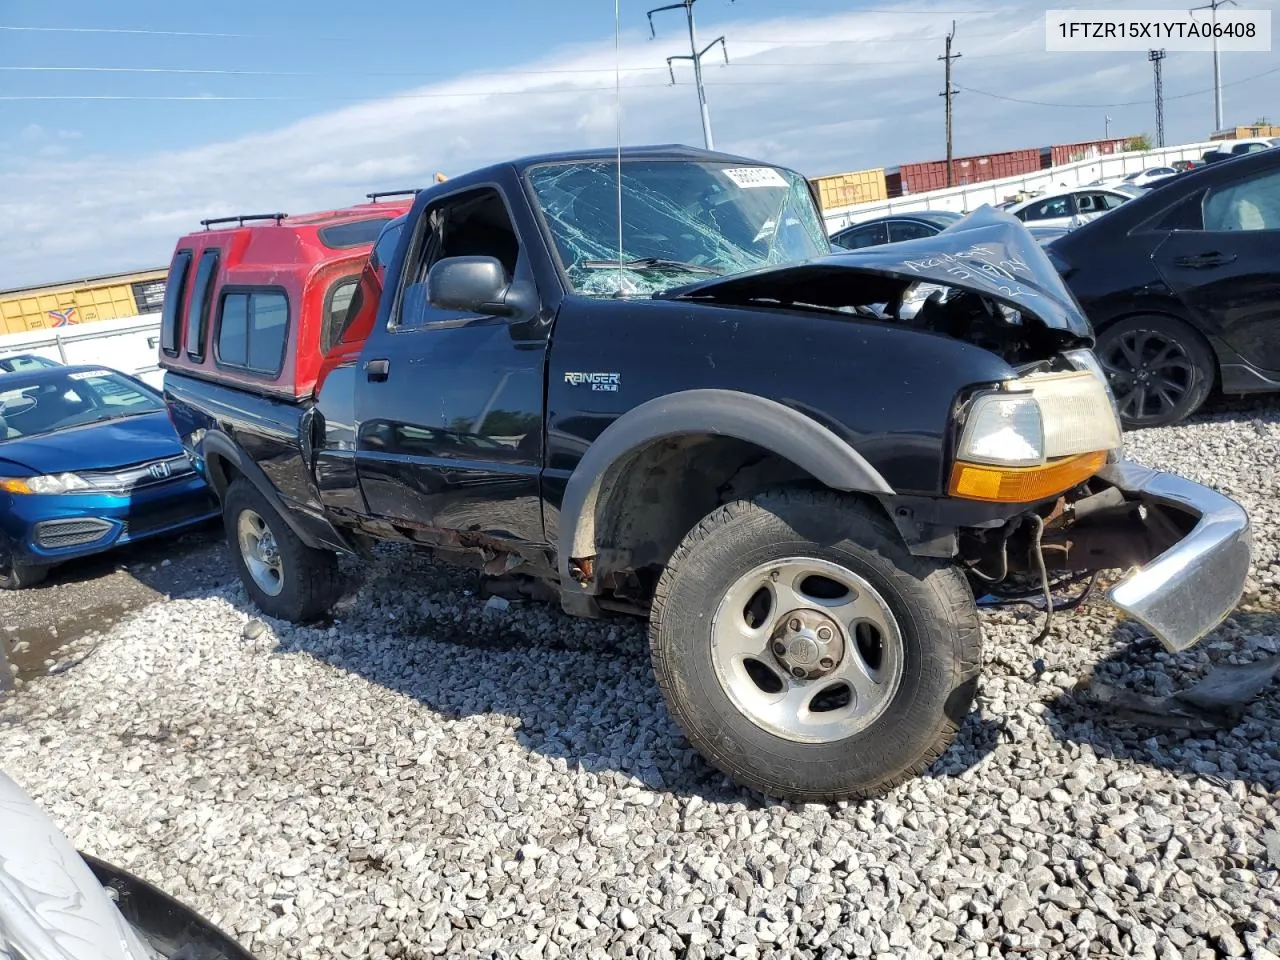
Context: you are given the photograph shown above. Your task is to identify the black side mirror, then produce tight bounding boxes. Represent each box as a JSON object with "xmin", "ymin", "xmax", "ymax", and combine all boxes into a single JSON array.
[{"xmin": 426, "ymin": 256, "xmax": 534, "ymax": 319}]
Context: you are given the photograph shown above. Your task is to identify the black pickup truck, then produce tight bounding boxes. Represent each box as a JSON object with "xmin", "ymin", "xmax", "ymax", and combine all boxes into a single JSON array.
[{"xmin": 161, "ymin": 144, "xmax": 1251, "ymax": 802}]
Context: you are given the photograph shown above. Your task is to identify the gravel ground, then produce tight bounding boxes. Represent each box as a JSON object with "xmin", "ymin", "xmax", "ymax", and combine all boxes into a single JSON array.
[{"xmin": 2, "ymin": 397, "xmax": 1280, "ymax": 960}]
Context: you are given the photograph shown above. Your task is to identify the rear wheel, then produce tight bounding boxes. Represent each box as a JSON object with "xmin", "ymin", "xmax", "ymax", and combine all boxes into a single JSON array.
[
  {"xmin": 223, "ymin": 479, "xmax": 339, "ymax": 623},
  {"xmin": 648, "ymin": 489, "xmax": 981, "ymax": 802},
  {"xmin": 1096, "ymin": 314, "xmax": 1215, "ymax": 429},
  {"xmin": 0, "ymin": 537, "xmax": 47, "ymax": 590}
]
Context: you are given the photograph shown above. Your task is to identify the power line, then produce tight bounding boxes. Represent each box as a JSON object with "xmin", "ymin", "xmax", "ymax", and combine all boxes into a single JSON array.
[
  {"xmin": 0, "ymin": 24, "xmax": 1019, "ymax": 46},
  {"xmin": 11, "ymin": 58, "xmax": 1279, "ymax": 105},
  {"xmin": 955, "ymin": 63, "xmax": 1280, "ymax": 109},
  {"xmin": 0, "ymin": 24, "xmax": 251, "ymax": 37},
  {"xmin": 0, "ymin": 52, "xmax": 1036, "ymax": 79},
  {"xmin": 647, "ymin": 0, "xmax": 731, "ymax": 150}
]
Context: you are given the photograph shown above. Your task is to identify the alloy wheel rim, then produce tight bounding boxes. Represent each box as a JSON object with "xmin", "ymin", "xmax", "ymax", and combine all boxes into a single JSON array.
[
  {"xmin": 1099, "ymin": 328, "xmax": 1194, "ymax": 423},
  {"xmin": 236, "ymin": 509, "xmax": 284, "ymax": 597},
  {"xmin": 709, "ymin": 557, "xmax": 904, "ymax": 744}
]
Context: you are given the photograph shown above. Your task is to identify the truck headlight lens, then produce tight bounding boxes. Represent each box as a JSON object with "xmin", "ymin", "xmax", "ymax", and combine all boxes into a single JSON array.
[
  {"xmin": 0, "ymin": 473, "xmax": 92, "ymax": 495},
  {"xmin": 950, "ymin": 368, "xmax": 1121, "ymax": 503},
  {"xmin": 956, "ymin": 393, "xmax": 1044, "ymax": 467},
  {"xmin": 1025, "ymin": 368, "xmax": 1123, "ymax": 459}
]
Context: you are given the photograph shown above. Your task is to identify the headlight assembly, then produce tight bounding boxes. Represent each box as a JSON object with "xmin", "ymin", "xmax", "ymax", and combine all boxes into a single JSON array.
[
  {"xmin": 950, "ymin": 368, "xmax": 1121, "ymax": 503},
  {"xmin": 0, "ymin": 473, "xmax": 93, "ymax": 495}
]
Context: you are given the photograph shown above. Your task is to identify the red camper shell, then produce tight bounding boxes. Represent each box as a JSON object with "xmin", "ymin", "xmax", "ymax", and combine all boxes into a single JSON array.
[{"xmin": 156, "ymin": 192, "xmax": 417, "ymax": 399}]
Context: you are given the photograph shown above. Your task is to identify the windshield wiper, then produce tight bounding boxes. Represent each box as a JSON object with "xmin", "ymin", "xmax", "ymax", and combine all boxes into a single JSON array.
[{"xmin": 580, "ymin": 257, "xmax": 723, "ymax": 276}]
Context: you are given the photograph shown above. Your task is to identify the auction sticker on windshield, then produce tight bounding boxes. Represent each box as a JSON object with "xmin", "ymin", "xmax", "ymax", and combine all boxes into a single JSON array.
[
  {"xmin": 722, "ymin": 167, "xmax": 789, "ymax": 189},
  {"xmin": 68, "ymin": 370, "xmax": 113, "ymax": 380}
]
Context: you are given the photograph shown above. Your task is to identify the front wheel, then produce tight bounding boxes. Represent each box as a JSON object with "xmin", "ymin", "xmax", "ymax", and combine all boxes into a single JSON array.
[
  {"xmin": 0, "ymin": 538, "xmax": 48, "ymax": 590},
  {"xmin": 649, "ymin": 490, "xmax": 981, "ymax": 802},
  {"xmin": 223, "ymin": 479, "xmax": 340, "ymax": 623},
  {"xmin": 1095, "ymin": 314, "xmax": 1215, "ymax": 429}
]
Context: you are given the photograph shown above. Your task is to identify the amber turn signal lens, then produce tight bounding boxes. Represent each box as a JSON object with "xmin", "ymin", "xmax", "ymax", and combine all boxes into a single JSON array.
[
  {"xmin": 949, "ymin": 451, "xmax": 1108, "ymax": 503},
  {"xmin": 0, "ymin": 478, "xmax": 33, "ymax": 495}
]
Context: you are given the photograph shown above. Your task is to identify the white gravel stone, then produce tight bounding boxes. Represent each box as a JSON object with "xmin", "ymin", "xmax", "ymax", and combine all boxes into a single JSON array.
[{"xmin": 2, "ymin": 399, "xmax": 1280, "ymax": 960}]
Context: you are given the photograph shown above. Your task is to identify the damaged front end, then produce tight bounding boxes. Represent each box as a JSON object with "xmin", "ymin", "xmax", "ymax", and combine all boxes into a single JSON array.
[{"xmin": 967, "ymin": 460, "xmax": 1252, "ymax": 652}]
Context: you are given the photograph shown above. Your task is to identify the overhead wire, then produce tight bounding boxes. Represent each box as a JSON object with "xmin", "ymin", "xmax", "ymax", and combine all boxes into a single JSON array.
[
  {"xmin": 956, "ymin": 63, "xmax": 1280, "ymax": 109},
  {"xmin": 0, "ymin": 52, "xmax": 1033, "ymax": 78}
]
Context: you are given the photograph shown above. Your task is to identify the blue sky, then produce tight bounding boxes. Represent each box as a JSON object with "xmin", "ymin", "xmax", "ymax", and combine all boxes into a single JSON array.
[{"xmin": 2, "ymin": 0, "xmax": 1278, "ymax": 287}]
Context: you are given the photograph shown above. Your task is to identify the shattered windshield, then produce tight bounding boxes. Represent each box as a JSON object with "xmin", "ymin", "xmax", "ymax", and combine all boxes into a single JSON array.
[{"xmin": 526, "ymin": 159, "xmax": 831, "ymax": 297}]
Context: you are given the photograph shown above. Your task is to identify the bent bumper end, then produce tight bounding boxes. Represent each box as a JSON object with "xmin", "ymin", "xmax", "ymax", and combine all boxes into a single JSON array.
[{"xmin": 1099, "ymin": 461, "xmax": 1251, "ymax": 652}]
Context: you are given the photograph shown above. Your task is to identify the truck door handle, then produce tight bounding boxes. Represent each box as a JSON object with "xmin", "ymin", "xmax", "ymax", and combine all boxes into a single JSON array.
[
  {"xmin": 364, "ymin": 358, "xmax": 390, "ymax": 382},
  {"xmin": 1173, "ymin": 252, "xmax": 1238, "ymax": 269}
]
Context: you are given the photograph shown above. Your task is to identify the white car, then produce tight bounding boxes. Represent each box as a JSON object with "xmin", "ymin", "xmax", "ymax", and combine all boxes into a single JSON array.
[
  {"xmin": 1120, "ymin": 166, "xmax": 1179, "ymax": 187},
  {"xmin": 1221, "ymin": 137, "xmax": 1277, "ymax": 155},
  {"xmin": 1005, "ymin": 186, "xmax": 1131, "ymax": 230}
]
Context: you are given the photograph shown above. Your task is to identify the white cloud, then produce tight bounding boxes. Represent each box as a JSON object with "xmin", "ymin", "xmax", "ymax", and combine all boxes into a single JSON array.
[{"xmin": 2, "ymin": 0, "xmax": 1277, "ymax": 287}]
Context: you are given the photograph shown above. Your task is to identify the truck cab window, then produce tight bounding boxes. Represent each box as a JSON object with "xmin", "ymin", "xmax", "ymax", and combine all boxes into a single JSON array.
[{"xmin": 396, "ymin": 189, "xmax": 523, "ymax": 331}]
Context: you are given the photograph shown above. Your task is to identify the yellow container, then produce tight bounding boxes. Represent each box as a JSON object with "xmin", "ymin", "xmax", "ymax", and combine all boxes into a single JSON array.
[
  {"xmin": 0, "ymin": 268, "xmax": 168, "ymax": 335},
  {"xmin": 811, "ymin": 168, "xmax": 888, "ymax": 211}
]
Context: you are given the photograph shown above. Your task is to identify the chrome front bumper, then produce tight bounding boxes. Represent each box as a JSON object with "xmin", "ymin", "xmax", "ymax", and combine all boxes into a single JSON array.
[{"xmin": 1099, "ymin": 460, "xmax": 1252, "ymax": 652}]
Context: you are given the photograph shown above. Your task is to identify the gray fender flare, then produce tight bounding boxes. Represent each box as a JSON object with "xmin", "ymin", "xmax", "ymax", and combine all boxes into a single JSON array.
[{"xmin": 555, "ymin": 389, "xmax": 894, "ymax": 592}]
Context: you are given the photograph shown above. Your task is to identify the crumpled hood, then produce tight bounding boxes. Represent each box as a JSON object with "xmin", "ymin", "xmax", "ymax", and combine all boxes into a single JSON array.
[
  {"xmin": 660, "ymin": 205, "xmax": 1093, "ymax": 339},
  {"xmin": 0, "ymin": 410, "xmax": 182, "ymax": 476},
  {"xmin": 0, "ymin": 770, "xmax": 152, "ymax": 960}
]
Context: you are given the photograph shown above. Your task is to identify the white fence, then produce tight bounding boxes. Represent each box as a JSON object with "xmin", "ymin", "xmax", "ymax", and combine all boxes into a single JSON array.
[
  {"xmin": 0, "ymin": 314, "xmax": 164, "ymax": 389},
  {"xmin": 822, "ymin": 140, "xmax": 1220, "ymax": 232}
]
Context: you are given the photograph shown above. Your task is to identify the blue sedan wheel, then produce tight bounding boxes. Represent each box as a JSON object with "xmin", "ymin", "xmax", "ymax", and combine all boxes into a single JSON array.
[{"xmin": 0, "ymin": 537, "xmax": 48, "ymax": 590}]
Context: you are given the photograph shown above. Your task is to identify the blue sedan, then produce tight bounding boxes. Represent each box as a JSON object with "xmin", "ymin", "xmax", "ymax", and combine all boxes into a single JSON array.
[{"xmin": 0, "ymin": 365, "xmax": 218, "ymax": 588}]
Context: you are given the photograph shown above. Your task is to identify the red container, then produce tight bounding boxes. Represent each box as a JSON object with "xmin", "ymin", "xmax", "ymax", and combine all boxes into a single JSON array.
[
  {"xmin": 893, "ymin": 148, "xmax": 1044, "ymax": 195},
  {"xmin": 1048, "ymin": 138, "xmax": 1134, "ymax": 167}
]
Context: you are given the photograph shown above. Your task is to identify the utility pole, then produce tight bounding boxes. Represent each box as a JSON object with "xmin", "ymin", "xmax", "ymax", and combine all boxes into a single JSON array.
[
  {"xmin": 648, "ymin": 0, "xmax": 731, "ymax": 150},
  {"xmin": 1191, "ymin": 0, "xmax": 1238, "ymax": 132},
  {"xmin": 1105, "ymin": 114, "xmax": 1112, "ymax": 139},
  {"xmin": 939, "ymin": 21, "xmax": 961, "ymax": 187},
  {"xmin": 1149, "ymin": 49, "xmax": 1167, "ymax": 147}
]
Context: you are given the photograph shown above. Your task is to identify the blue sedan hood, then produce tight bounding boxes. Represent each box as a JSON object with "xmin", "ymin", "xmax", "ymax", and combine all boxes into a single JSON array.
[{"xmin": 0, "ymin": 410, "xmax": 182, "ymax": 476}]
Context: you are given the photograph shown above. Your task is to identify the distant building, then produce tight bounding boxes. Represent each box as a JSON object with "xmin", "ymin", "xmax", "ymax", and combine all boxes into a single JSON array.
[{"xmin": 1210, "ymin": 124, "xmax": 1280, "ymax": 141}]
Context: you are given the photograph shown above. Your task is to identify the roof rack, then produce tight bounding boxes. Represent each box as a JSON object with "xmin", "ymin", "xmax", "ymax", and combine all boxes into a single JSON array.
[
  {"xmin": 200, "ymin": 213, "xmax": 288, "ymax": 230},
  {"xmin": 366, "ymin": 189, "xmax": 422, "ymax": 203}
]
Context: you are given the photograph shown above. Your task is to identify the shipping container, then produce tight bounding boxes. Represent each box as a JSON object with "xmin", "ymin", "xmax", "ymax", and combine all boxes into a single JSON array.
[
  {"xmin": 0, "ymin": 268, "xmax": 168, "ymax": 335},
  {"xmin": 810, "ymin": 167, "xmax": 887, "ymax": 210},
  {"xmin": 889, "ymin": 148, "xmax": 1043, "ymax": 196},
  {"xmin": 1047, "ymin": 137, "xmax": 1135, "ymax": 167}
]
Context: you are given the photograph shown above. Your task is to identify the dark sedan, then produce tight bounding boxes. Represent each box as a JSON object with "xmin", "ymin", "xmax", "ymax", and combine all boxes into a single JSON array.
[
  {"xmin": 829, "ymin": 210, "xmax": 962, "ymax": 249},
  {"xmin": 0, "ymin": 365, "xmax": 218, "ymax": 587},
  {"xmin": 1045, "ymin": 147, "xmax": 1280, "ymax": 428},
  {"xmin": 0, "ymin": 354, "xmax": 61, "ymax": 373},
  {"xmin": 832, "ymin": 209, "xmax": 1066, "ymax": 249}
]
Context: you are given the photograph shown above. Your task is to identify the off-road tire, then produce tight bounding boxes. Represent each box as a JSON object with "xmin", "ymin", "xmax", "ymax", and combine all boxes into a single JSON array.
[
  {"xmin": 223, "ymin": 479, "xmax": 340, "ymax": 623},
  {"xmin": 1096, "ymin": 314, "xmax": 1216, "ymax": 429},
  {"xmin": 649, "ymin": 489, "xmax": 981, "ymax": 802}
]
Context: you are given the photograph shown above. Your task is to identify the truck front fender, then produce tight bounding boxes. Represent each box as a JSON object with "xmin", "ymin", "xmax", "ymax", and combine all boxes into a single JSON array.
[{"xmin": 555, "ymin": 389, "xmax": 894, "ymax": 594}]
